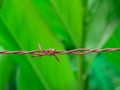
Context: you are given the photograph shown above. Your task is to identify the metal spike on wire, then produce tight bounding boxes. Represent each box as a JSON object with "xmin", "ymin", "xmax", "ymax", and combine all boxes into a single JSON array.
[{"xmin": 0, "ymin": 42, "xmax": 120, "ymax": 62}]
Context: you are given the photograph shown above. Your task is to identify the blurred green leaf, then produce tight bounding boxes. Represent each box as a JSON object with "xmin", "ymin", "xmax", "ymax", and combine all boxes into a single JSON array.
[
  {"xmin": 116, "ymin": 85, "xmax": 120, "ymax": 90},
  {"xmin": 33, "ymin": 1, "xmax": 84, "ymax": 89},
  {"xmin": 0, "ymin": 0, "xmax": 76, "ymax": 90},
  {"xmin": 103, "ymin": 25, "xmax": 120, "ymax": 69},
  {"xmin": 86, "ymin": 0, "xmax": 120, "ymax": 49},
  {"xmin": 84, "ymin": 0, "xmax": 120, "ymax": 89},
  {"xmin": 0, "ymin": 18, "xmax": 18, "ymax": 89},
  {"xmin": 0, "ymin": 56, "xmax": 16, "ymax": 90},
  {"xmin": 84, "ymin": 0, "xmax": 120, "ymax": 72},
  {"xmin": 90, "ymin": 54, "xmax": 114, "ymax": 90},
  {"xmin": 33, "ymin": 0, "xmax": 83, "ymax": 48}
]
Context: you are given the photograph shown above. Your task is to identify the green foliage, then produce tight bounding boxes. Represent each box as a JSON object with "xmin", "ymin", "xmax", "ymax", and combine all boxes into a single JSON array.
[
  {"xmin": 0, "ymin": 0, "xmax": 120, "ymax": 90},
  {"xmin": 0, "ymin": 0, "xmax": 75, "ymax": 90}
]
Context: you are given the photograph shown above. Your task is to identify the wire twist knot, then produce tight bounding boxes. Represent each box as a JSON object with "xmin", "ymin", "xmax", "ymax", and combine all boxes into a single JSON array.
[{"xmin": 32, "ymin": 43, "xmax": 60, "ymax": 62}]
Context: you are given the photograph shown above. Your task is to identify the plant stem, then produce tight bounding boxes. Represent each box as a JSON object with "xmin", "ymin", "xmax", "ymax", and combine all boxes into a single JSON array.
[
  {"xmin": 78, "ymin": 0, "xmax": 87, "ymax": 90},
  {"xmin": 78, "ymin": 56, "xmax": 84, "ymax": 90}
]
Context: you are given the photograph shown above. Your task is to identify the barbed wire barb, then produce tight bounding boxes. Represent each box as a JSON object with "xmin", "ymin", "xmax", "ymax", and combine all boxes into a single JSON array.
[{"xmin": 32, "ymin": 42, "xmax": 60, "ymax": 62}]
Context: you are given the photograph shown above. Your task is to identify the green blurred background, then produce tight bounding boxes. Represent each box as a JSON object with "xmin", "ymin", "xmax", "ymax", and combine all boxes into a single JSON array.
[{"xmin": 0, "ymin": 0, "xmax": 120, "ymax": 90}]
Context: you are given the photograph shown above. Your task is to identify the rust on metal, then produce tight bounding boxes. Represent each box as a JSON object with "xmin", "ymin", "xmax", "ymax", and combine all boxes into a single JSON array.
[{"xmin": 0, "ymin": 43, "xmax": 120, "ymax": 62}]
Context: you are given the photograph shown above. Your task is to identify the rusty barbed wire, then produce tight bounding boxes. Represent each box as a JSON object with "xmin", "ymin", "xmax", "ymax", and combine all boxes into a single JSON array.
[{"xmin": 0, "ymin": 43, "xmax": 120, "ymax": 62}]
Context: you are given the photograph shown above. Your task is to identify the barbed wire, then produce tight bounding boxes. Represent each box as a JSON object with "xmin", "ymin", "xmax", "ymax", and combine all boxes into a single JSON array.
[{"xmin": 0, "ymin": 43, "xmax": 120, "ymax": 62}]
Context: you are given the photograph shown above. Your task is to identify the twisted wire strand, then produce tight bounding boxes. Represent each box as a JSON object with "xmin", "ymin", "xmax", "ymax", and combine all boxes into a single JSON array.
[
  {"xmin": 0, "ymin": 48, "xmax": 120, "ymax": 55},
  {"xmin": 0, "ymin": 43, "xmax": 120, "ymax": 62}
]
